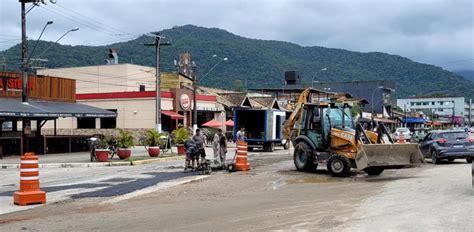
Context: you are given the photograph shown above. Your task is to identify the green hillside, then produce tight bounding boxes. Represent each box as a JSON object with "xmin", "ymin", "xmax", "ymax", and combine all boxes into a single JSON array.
[{"xmin": 1, "ymin": 24, "xmax": 473, "ymax": 99}]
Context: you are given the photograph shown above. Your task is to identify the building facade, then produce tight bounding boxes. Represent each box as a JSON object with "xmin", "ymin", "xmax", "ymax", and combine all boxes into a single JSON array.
[
  {"xmin": 37, "ymin": 63, "xmax": 223, "ymax": 134},
  {"xmin": 312, "ymin": 80, "xmax": 396, "ymax": 115},
  {"xmin": 397, "ymin": 97, "xmax": 466, "ymax": 125}
]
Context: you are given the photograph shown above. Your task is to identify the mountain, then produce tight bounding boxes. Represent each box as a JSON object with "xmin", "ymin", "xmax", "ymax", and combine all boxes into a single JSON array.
[
  {"xmin": 455, "ymin": 70, "xmax": 474, "ymax": 82},
  {"xmin": 1, "ymin": 25, "xmax": 474, "ymax": 99}
]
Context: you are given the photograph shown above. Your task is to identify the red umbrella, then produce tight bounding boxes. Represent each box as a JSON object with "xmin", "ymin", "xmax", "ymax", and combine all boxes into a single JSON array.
[
  {"xmin": 202, "ymin": 119, "xmax": 222, "ymax": 128},
  {"xmin": 225, "ymin": 119, "xmax": 234, "ymax": 127}
]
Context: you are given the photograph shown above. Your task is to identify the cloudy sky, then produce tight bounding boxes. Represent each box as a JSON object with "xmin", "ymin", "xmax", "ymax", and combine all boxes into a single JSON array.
[{"xmin": 1, "ymin": 0, "xmax": 473, "ymax": 71}]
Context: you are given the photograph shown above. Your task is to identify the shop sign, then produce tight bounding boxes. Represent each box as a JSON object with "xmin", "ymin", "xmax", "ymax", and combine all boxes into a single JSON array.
[
  {"xmin": 180, "ymin": 94, "xmax": 191, "ymax": 110},
  {"xmin": 0, "ymin": 78, "xmax": 33, "ymax": 91}
]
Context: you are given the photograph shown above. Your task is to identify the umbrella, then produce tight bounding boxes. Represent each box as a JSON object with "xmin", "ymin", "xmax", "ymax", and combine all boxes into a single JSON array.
[
  {"xmin": 202, "ymin": 119, "xmax": 222, "ymax": 128},
  {"xmin": 225, "ymin": 119, "xmax": 234, "ymax": 127}
]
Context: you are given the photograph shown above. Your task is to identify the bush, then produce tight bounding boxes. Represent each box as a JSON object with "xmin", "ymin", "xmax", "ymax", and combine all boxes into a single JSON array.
[
  {"xmin": 171, "ymin": 127, "xmax": 190, "ymax": 145},
  {"xmin": 116, "ymin": 128, "xmax": 135, "ymax": 149},
  {"xmin": 142, "ymin": 129, "xmax": 164, "ymax": 147}
]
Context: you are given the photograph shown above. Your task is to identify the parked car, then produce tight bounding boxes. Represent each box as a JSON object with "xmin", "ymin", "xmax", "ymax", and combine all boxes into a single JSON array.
[
  {"xmin": 410, "ymin": 128, "xmax": 430, "ymax": 143},
  {"xmin": 419, "ymin": 130, "xmax": 474, "ymax": 164},
  {"xmin": 393, "ymin": 127, "xmax": 411, "ymax": 141}
]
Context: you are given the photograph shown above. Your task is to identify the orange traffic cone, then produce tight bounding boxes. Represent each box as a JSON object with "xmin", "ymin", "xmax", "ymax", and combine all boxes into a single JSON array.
[
  {"xmin": 13, "ymin": 153, "xmax": 46, "ymax": 206},
  {"xmin": 235, "ymin": 140, "xmax": 251, "ymax": 171},
  {"xmin": 399, "ymin": 134, "xmax": 405, "ymax": 144}
]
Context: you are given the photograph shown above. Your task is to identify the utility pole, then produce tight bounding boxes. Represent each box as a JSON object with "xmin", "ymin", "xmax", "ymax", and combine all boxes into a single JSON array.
[
  {"xmin": 469, "ymin": 98, "xmax": 472, "ymax": 127},
  {"xmin": 21, "ymin": 0, "xmax": 28, "ymax": 103},
  {"xmin": 145, "ymin": 32, "xmax": 170, "ymax": 133},
  {"xmin": 404, "ymin": 103, "xmax": 407, "ymax": 127},
  {"xmin": 192, "ymin": 63, "xmax": 198, "ymax": 134}
]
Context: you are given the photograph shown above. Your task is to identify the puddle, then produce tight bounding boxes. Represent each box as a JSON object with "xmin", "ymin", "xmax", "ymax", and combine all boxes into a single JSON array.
[{"xmin": 279, "ymin": 169, "xmax": 370, "ymax": 184}]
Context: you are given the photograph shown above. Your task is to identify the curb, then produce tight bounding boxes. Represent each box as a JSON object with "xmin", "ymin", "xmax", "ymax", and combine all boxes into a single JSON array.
[{"xmin": 0, "ymin": 155, "xmax": 184, "ymax": 169}]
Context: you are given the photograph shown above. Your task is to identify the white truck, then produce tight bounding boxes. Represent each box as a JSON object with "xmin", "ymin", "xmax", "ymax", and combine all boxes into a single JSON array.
[{"xmin": 234, "ymin": 109, "xmax": 288, "ymax": 152}]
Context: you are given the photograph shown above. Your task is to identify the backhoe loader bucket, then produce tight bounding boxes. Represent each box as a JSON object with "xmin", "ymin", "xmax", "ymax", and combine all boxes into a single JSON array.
[{"xmin": 355, "ymin": 143, "xmax": 424, "ymax": 171}]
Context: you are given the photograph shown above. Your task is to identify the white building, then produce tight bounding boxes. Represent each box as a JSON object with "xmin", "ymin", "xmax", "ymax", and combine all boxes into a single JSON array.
[{"xmin": 397, "ymin": 97, "xmax": 466, "ymax": 124}]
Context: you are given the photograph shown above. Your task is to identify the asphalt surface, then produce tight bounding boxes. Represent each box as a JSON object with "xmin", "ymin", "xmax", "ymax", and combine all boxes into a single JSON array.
[{"xmin": 0, "ymin": 148, "xmax": 473, "ymax": 231}]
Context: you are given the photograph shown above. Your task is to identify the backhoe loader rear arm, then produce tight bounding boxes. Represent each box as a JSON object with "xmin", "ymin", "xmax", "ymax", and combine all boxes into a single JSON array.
[{"xmin": 283, "ymin": 88, "xmax": 312, "ymax": 141}]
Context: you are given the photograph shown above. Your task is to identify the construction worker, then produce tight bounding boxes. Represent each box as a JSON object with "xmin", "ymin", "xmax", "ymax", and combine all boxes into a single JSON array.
[
  {"xmin": 193, "ymin": 129, "xmax": 206, "ymax": 166},
  {"xmin": 236, "ymin": 127, "xmax": 246, "ymax": 141},
  {"xmin": 184, "ymin": 138, "xmax": 196, "ymax": 172}
]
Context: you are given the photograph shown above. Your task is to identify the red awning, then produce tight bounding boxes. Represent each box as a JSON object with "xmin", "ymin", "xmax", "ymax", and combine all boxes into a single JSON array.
[
  {"xmin": 162, "ymin": 110, "xmax": 184, "ymax": 120},
  {"xmin": 225, "ymin": 119, "xmax": 234, "ymax": 127},
  {"xmin": 202, "ymin": 119, "xmax": 222, "ymax": 128}
]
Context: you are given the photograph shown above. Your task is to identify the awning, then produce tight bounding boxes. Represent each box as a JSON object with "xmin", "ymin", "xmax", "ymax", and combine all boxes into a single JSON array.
[
  {"xmin": 225, "ymin": 119, "xmax": 234, "ymax": 127},
  {"xmin": 360, "ymin": 117, "xmax": 397, "ymax": 124},
  {"xmin": 162, "ymin": 110, "xmax": 184, "ymax": 120},
  {"xmin": 0, "ymin": 98, "xmax": 116, "ymax": 118},
  {"xmin": 401, "ymin": 117, "xmax": 426, "ymax": 124},
  {"xmin": 202, "ymin": 119, "xmax": 221, "ymax": 128}
]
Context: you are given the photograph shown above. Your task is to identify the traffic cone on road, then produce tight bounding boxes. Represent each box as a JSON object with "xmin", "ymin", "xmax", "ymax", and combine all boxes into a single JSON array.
[
  {"xmin": 235, "ymin": 140, "xmax": 251, "ymax": 171},
  {"xmin": 13, "ymin": 153, "xmax": 46, "ymax": 206}
]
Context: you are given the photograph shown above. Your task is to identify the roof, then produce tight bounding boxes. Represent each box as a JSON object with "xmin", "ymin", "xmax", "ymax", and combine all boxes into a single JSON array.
[
  {"xmin": 0, "ymin": 98, "xmax": 116, "ymax": 118},
  {"xmin": 217, "ymin": 92, "xmax": 249, "ymax": 107},
  {"xmin": 248, "ymin": 97, "xmax": 279, "ymax": 109}
]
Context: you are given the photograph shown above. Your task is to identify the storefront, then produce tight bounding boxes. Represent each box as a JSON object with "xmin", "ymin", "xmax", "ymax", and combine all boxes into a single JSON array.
[
  {"xmin": 0, "ymin": 72, "xmax": 116, "ymax": 156},
  {"xmin": 37, "ymin": 63, "xmax": 221, "ymax": 134}
]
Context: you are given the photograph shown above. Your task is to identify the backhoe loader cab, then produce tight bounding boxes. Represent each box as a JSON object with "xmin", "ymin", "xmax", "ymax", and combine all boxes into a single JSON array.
[{"xmin": 291, "ymin": 103, "xmax": 423, "ymax": 177}]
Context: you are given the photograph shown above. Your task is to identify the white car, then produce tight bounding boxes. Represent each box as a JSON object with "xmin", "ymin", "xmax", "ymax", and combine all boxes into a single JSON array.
[{"xmin": 393, "ymin": 127, "xmax": 411, "ymax": 141}]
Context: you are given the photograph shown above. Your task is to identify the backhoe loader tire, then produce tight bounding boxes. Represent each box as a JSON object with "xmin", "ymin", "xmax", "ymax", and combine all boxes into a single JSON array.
[
  {"xmin": 327, "ymin": 154, "xmax": 351, "ymax": 177},
  {"xmin": 364, "ymin": 167, "xmax": 384, "ymax": 176},
  {"xmin": 294, "ymin": 142, "xmax": 315, "ymax": 172}
]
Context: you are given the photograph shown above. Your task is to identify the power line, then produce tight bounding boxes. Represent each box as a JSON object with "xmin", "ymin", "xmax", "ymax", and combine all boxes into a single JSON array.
[
  {"xmin": 40, "ymin": 5, "xmax": 128, "ymax": 38},
  {"xmin": 54, "ymin": 3, "xmax": 139, "ymax": 38}
]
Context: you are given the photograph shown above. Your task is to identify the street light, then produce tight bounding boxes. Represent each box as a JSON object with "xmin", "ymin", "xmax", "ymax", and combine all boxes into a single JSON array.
[
  {"xmin": 192, "ymin": 56, "xmax": 228, "ymax": 133},
  {"xmin": 311, "ymin": 68, "xmax": 327, "ymax": 88},
  {"xmin": 27, "ymin": 20, "xmax": 53, "ymax": 65},
  {"xmin": 371, "ymin": 86, "xmax": 395, "ymax": 125},
  {"xmin": 35, "ymin": 27, "xmax": 79, "ymax": 59}
]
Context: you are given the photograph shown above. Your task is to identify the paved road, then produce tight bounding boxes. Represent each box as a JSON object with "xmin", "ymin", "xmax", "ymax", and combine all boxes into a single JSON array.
[
  {"xmin": 0, "ymin": 148, "xmax": 473, "ymax": 231},
  {"xmin": 0, "ymin": 146, "xmax": 237, "ymax": 215}
]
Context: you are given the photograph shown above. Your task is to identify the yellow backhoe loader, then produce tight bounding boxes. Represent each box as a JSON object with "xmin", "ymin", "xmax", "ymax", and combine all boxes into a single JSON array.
[{"xmin": 283, "ymin": 88, "xmax": 423, "ymax": 176}]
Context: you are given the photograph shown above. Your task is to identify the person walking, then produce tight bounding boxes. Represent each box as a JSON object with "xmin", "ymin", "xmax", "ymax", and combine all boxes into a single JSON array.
[
  {"xmin": 218, "ymin": 129, "xmax": 227, "ymax": 164},
  {"xmin": 212, "ymin": 130, "xmax": 220, "ymax": 164}
]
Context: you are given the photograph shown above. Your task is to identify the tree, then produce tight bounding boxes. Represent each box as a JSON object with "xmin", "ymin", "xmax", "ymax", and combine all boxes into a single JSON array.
[{"xmin": 233, "ymin": 79, "xmax": 246, "ymax": 92}]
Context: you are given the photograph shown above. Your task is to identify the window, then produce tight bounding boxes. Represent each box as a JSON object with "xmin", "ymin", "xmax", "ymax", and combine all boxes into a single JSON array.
[
  {"xmin": 439, "ymin": 101, "xmax": 444, "ymax": 105},
  {"xmin": 139, "ymin": 85, "xmax": 145, "ymax": 92},
  {"xmin": 410, "ymin": 102, "xmax": 415, "ymax": 106},
  {"xmin": 439, "ymin": 109, "xmax": 444, "ymax": 112},
  {"xmin": 77, "ymin": 118, "xmax": 96, "ymax": 129},
  {"xmin": 432, "ymin": 102, "xmax": 435, "ymax": 105},
  {"xmin": 416, "ymin": 102, "xmax": 421, "ymax": 106},
  {"xmin": 101, "ymin": 109, "xmax": 117, "ymax": 129},
  {"xmin": 422, "ymin": 102, "xmax": 428, "ymax": 106}
]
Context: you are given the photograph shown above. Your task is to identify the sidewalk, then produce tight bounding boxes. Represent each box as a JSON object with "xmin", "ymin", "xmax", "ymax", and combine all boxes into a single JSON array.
[{"xmin": 0, "ymin": 145, "xmax": 236, "ymax": 168}]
